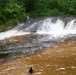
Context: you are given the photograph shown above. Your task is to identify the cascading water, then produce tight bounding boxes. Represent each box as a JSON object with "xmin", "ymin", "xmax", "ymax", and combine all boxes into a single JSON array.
[
  {"xmin": 0, "ymin": 17, "xmax": 76, "ymax": 40},
  {"xmin": 0, "ymin": 17, "xmax": 76, "ymax": 61}
]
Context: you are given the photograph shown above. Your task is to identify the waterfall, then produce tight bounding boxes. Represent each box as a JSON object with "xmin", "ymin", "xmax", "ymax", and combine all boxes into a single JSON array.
[
  {"xmin": 0, "ymin": 17, "xmax": 76, "ymax": 60},
  {"xmin": 0, "ymin": 17, "xmax": 76, "ymax": 40},
  {"xmin": 36, "ymin": 18, "xmax": 76, "ymax": 36}
]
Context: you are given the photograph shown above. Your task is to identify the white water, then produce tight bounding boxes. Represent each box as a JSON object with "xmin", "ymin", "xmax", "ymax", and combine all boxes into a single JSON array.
[
  {"xmin": 0, "ymin": 30, "xmax": 30, "ymax": 40},
  {"xmin": 37, "ymin": 19, "xmax": 76, "ymax": 37},
  {"xmin": 0, "ymin": 17, "xmax": 76, "ymax": 40}
]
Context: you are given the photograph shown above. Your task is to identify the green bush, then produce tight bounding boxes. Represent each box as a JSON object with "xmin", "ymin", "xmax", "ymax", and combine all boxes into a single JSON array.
[{"xmin": 4, "ymin": 1, "xmax": 26, "ymax": 20}]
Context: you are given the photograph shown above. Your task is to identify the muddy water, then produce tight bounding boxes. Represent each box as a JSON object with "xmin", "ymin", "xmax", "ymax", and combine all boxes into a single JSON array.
[{"xmin": 0, "ymin": 40, "xmax": 76, "ymax": 75}]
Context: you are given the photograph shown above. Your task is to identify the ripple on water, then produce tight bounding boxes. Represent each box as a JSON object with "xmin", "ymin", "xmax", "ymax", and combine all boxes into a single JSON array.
[
  {"xmin": 56, "ymin": 67, "xmax": 66, "ymax": 71},
  {"xmin": 71, "ymin": 66, "xmax": 76, "ymax": 69},
  {"xmin": 36, "ymin": 72, "xmax": 42, "ymax": 75}
]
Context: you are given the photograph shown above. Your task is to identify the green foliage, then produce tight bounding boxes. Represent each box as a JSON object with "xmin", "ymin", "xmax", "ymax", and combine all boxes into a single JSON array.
[
  {"xmin": 0, "ymin": 0, "xmax": 76, "ymax": 31},
  {"xmin": 68, "ymin": 0, "xmax": 76, "ymax": 14},
  {"xmin": 0, "ymin": 0, "xmax": 27, "ymax": 31},
  {"xmin": 4, "ymin": 0, "xmax": 26, "ymax": 20},
  {"xmin": 25, "ymin": 0, "xmax": 76, "ymax": 15}
]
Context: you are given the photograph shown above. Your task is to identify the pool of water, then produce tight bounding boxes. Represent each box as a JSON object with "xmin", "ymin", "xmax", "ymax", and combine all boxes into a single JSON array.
[{"xmin": 0, "ymin": 39, "xmax": 76, "ymax": 75}]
